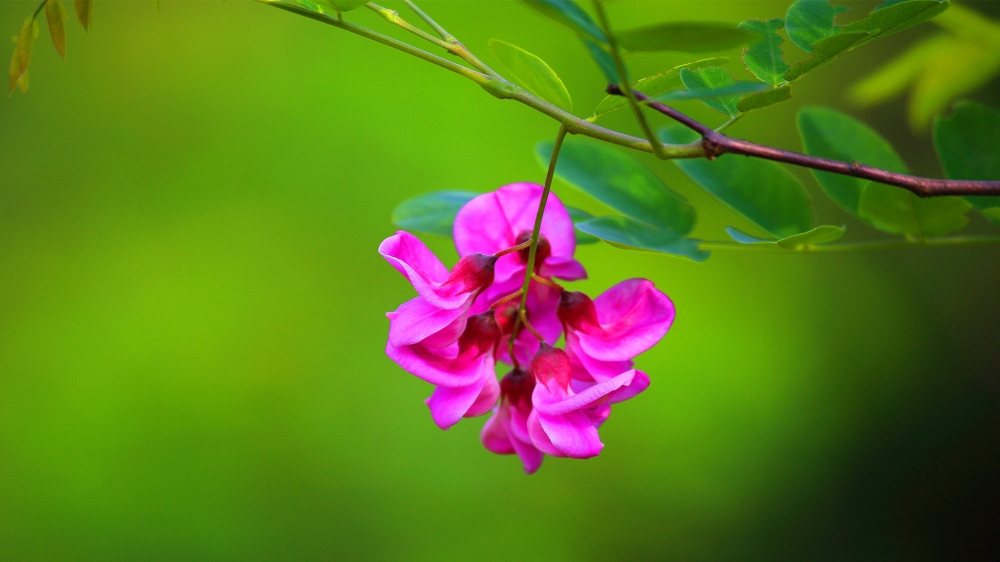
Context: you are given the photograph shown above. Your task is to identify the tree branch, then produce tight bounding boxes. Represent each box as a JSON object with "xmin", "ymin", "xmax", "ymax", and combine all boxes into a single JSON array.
[{"xmin": 608, "ymin": 85, "xmax": 1000, "ymax": 197}]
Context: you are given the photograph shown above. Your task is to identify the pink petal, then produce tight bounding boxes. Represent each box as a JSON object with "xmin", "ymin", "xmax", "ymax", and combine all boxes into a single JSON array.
[
  {"xmin": 586, "ymin": 403, "xmax": 611, "ymax": 428},
  {"xmin": 566, "ymin": 331, "xmax": 634, "ymax": 382},
  {"xmin": 532, "ymin": 370, "xmax": 636, "ymax": 416},
  {"xmin": 606, "ymin": 370, "xmax": 649, "ymax": 404},
  {"xmin": 526, "ymin": 409, "xmax": 565, "ymax": 457},
  {"xmin": 380, "ymin": 231, "xmax": 471, "ymax": 310},
  {"xmin": 454, "ymin": 183, "xmax": 577, "ymax": 259},
  {"xmin": 385, "ymin": 340, "xmax": 485, "ymax": 388},
  {"xmin": 579, "ymin": 279, "xmax": 675, "ymax": 361},
  {"xmin": 536, "ymin": 408, "xmax": 604, "ymax": 458},
  {"xmin": 386, "ymin": 297, "xmax": 469, "ymax": 348},
  {"xmin": 465, "ymin": 373, "xmax": 500, "ymax": 418},
  {"xmin": 502, "ymin": 409, "xmax": 544, "ymax": 474},
  {"xmin": 480, "ymin": 407, "xmax": 515, "ymax": 455},
  {"xmin": 426, "ymin": 377, "xmax": 487, "ymax": 430},
  {"xmin": 539, "ymin": 256, "xmax": 587, "ymax": 281}
]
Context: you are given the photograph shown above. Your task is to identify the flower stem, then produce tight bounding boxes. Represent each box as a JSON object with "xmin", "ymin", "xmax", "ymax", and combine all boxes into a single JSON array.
[
  {"xmin": 490, "ymin": 290, "xmax": 523, "ymax": 310},
  {"xmin": 532, "ymin": 274, "xmax": 564, "ymax": 291},
  {"xmin": 509, "ymin": 125, "xmax": 569, "ymax": 358},
  {"xmin": 591, "ymin": 0, "xmax": 669, "ymax": 160},
  {"xmin": 495, "ymin": 240, "xmax": 532, "ymax": 258},
  {"xmin": 400, "ymin": 0, "xmax": 504, "ymax": 79}
]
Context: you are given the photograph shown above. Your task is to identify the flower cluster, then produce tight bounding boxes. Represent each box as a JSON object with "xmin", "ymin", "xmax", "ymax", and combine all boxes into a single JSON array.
[{"xmin": 380, "ymin": 183, "xmax": 675, "ymax": 473}]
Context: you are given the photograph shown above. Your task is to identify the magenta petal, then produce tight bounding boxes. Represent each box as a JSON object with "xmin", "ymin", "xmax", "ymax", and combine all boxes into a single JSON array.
[
  {"xmin": 533, "ymin": 370, "xmax": 636, "ymax": 416},
  {"xmin": 567, "ymin": 332, "xmax": 634, "ymax": 382},
  {"xmin": 387, "ymin": 297, "xmax": 468, "ymax": 348},
  {"xmin": 586, "ymin": 403, "xmax": 612, "ymax": 428},
  {"xmin": 540, "ymin": 256, "xmax": 587, "ymax": 281},
  {"xmin": 537, "ymin": 409, "xmax": 604, "ymax": 458},
  {"xmin": 380, "ymin": 231, "xmax": 471, "ymax": 310},
  {"xmin": 481, "ymin": 408, "xmax": 515, "ymax": 455},
  {"xmin": 465, "ymin": 373, "xmax": 500, "ymax": 418},
  {"xmin": 580, "ymin": 279, "xmax": 676, "ymax": 361},
  {"xmin": 502, "ymin": 410, "xmax": 544, "ymax": 474},
  {"xmin": 606, "ymin": 370, "xmax": 649, "ymax": 404},
  {"xmin": 426, "ymin": 379, "xmax": 485, "ymax": 430},
  {"xmin": 384, "ymin": 340, "xmax": 484, "ymax": 388},
  {"xmin": 527, "ymin": 409, "xmax": 564, "ymax": 457}
]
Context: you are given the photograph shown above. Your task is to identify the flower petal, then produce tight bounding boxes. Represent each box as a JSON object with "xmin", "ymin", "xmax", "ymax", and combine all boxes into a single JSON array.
[
  {"xmin": 425, "ymin": 377, "xmax": 487, "ymax": 430},
  {"xmin": 540, "ymin": 255, "xmax": 587, "ymax": 281},
  {"xmin": 580, "ymin": 279, "xmax": 675, "ymax": 361},
  {"xmin": 533, "ymin": 370, "xmax": 636, "ymax": 416},
  {"xmin": 465, "ymin": 372, "xmax": 500, "ymax": 418},
  {"xmin": 387, "ymin": 297, "xmax": 468, "ymax": 348},
  {"xmin": 527, "ymin": 409, "xmax": 565, "ymax": 457},
  {"xmin": 380, "ymin": 231, "xmax": 471, "ymax": 309},
  {"xmin": 536, "ymin": 409, "xmax": 604, "ymax": 458},
  {"xmin": 481, "ymin": 407, "xmax": 515, "ymax": 455},
  {"xmin": 385, "ymin": 340, "xmax": 484, "ymax": 388},
  {"xmin": 502, "ymin": 409, "xmax": 544, "ymax": 474}
]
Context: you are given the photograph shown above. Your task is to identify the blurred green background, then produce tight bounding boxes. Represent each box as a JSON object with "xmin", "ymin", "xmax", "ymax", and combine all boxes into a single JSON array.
[{"xmin": 2, "ymin": 1, "xmax": 998, "ymax": 560}]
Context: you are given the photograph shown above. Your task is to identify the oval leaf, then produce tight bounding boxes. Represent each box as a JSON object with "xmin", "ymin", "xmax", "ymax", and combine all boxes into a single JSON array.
[
  {"xmin": 591, "ymin": 57, "xmax": 729, "ymax": 119},
  {"xmin": 9, "ymin": 42, "xmax": 19, "ymax": 94},
  {"xmin": 536, "ymin": 138, "xmax": 696, "ymax": 235},
  {"xmin": 17, "ymin": 18, "xmax": 33, "ymax": 78},
  {"xmin": 736, "ymin": 85, "xmax": 792, "ymax": 112},
  {"xmin": 661, "ymin": 125, "xmax": 813, "ymax": 238},
  {"xmin": 391, "ymin": 191, "xmax": 478, "ymax": 238},
  {"xmin": 933, "ymin": 100, "xmax": 1000, "ymax": 218},
  {"xmin": 489, "ymin": 39, "xmax": 572, "ymax": 112},
  {"xmin": 785, "ymin": 0, "xmax": 851, "ymax": 54},
  {"xmin": 577, "ymin": 216, "xmax": 709, "ymax": 262},
  {"xmin": 654, "ymin": 81, "xmax": 769, "ymax": 102},
  {"xmin": 738, "ymin": 19, "xmax": 790, "ymax": 86},
  {"xmin": 798, "ymin": 106, "xmax": 970, "ymax": 236},
  {"xmin": 616, "ymin": 22, "xmax": 758, "ymax": 53},
  {"xmin": 520, "ymin": 0, "xmax": 606, "ymax": 43},
  {"xmin": 726, "ymin": 225, "xmax": 845, "ymax": 248},
  {"xmin": 679, "ymin": 67, "xmax": 741, "ymax": 116},
  {"xmin": 565, "ymin": 206, "xmax": 600, "ymax": 245},
  {"xmin": 74, "ymin": 0, "xmax": 92, "ymax": 30},
  {"xmin": 46, "ymin": 0, "xmax": 67, "ymax": 58}
]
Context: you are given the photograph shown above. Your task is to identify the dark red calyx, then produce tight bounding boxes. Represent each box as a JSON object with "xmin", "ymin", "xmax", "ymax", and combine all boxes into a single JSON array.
[
  {"xmin": 458, "ymin": 312, "xmax": 501, "ymax": 354},
  {"xmin": 493, "ymin": 300, "xmax": 520, "ymax": 335},
  {"xmin": 530, "ymin": 344, "xmax": 572, "ymax": 388},
  {"xmin": 515, "ymin": 231, "xmax": 551, "ymax": 270},
  {"xmin": 446, "ymin": 253, "xmax": 497, "ymax": 293},
  {"xmin": 557, "ymin": 291, "xmax": 599, "ymax": 332},
  {"xmin": 500, "ymin": 368, "xmax": 535, "ymax": 411}
]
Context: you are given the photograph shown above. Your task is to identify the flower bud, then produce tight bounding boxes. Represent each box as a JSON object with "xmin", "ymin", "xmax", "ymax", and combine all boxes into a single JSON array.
[
  {"xmin": 557, "ymin": 290, "xmax": 599, "ymax": 331},
  {"xmin": 446, "ymin": 253, "xmax": 497, "ymax": 294},
  {"xmin": 500, "ymin": 368, "xmax": 535, "ymax": 411},
  {"xmin": 530, "ymin": 344, "xmax": 572, "ymax": 388},
  {"xmin": 515, "ymin": 231, "xmax": 552, "ymax": 271},
  {"xmin": 458, "ymin": 312, "xmax": 501, "ymax": 354}
]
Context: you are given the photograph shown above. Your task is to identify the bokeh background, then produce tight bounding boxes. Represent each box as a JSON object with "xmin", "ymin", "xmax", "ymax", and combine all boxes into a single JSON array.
[{"xmin": 2, "ymin": 1, "xmax": 998, "ymax": 559}]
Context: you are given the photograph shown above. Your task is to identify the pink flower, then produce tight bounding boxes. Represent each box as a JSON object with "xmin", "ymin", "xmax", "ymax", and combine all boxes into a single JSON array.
[
  {"xmin": 480, "ymin": 368, "xmax": 544, "ymax": 474},
  {"xmin": 455, "ymin": 183, "xmax": 586, "ymax": 363},
  {"xmin": 526, "ymin": 345, "xmax": 639, "ymax": 460},
  {"xmin": 386, "ymin": 312, "xmax": 501, "ymax": 430},
  {"xmin": 380, "ymin": 231, "xmax": 496, "ymax": 348},
  {"xmin": 558, "ymin": 279, "xmax": 674, "ymax": 403},
  {"xmin": 381, "ymin": 231, "xmax": 501, "ymax": 429}
]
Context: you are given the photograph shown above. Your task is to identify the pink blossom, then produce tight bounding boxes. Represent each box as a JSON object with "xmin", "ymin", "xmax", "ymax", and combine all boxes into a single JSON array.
[
  {"xmin": 526, "ymin": 345, "xmax": 638, "ymax": 460},
  {"xmin": 558, "ymin": 279, "xmax": 674, "ymax": 402},
  {"xmin": 480, "ymin": 368, "xmax": 544, "ymax": 474}
]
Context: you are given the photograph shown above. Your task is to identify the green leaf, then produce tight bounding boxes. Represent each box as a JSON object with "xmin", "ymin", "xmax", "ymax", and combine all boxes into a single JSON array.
[
  {"xmin": 316, "ymin": 0, "xmax": 368, "ymax": 11},
  {"xmin": 933, "ymin": 101, "xmax": 1000, "ymax": 215},
  {"xmin": 577, "ymin": 216, "xmax": 709, "ymax": 262},
  {"xmin": 679, "ymin": 67, "xmax": 741, "ymax": 117},
  {"xmin": 591, "ymin": 57, "xmax": 728, "ymax": 119},
  {"xmin": 581, "ymin": 37, "xmax": 621, "ymax": 84},
  {"xmin": 488, "ymin": 39, "xmax": 573, "ymax": 112},
  {"xmin": 45, "ymin": 0, "xmax": 67, "ymax": 58},
  {"xmin": 738, "ymin": 19, "xmax": 790, "ymax": 86},
  {"xmin": 661, "ymin": 125, "xmax": 813, "ymax": 238},
  {"xmin": 17, "ymin": 18, "xmax": 33, "ymax": 79},
  {"xmin": 784, "ymin": 0, "xmax": 950, "ymax": 82},
  {"xmin": 615, "ymin": 22, "xmax": 758, "ymax": 53},
  {"xmin": 726, "ymin": 225, "xmax": 846, "ymax": 248},
  {"xmin": 798, "ymin": 106, "xmax": 970, "ymax": 236},
  {"xmin": 785, "ymin": 0, "xmax": 851, "ymax": 54},
  {"xmin": 983, "ymin": 208, "xmax": 1000, "ymax": 222},
  {"xmin": 566, "ymin": 206, "xmax": 600, "ymax": 245},
  {"xmin": 653, "ymin": 81, "xmax": 769, "ymax": 102},
  {"xmin": 74, "ymin": 0, "xmax": 92, "ymax": 30},
  {"xmin": 391, "ymin": 191, "xmax": 478, "ymax": 238},
  {"xmin": 736, "ymin": 85, "xmax": 792, "ymax": 112},
  {"xmin": 9, "ymin": 42, "xmax": 19, "ymax": 95},
  {"xmin": 536, "ymin": 139, "xmax": 696, "ymax": 235},
  {"xmin": 298, "ymin": 0, "xmax": 322, "ymax": 11},
  {"xmin": 520, "ymin": 0, "xmax": 606, "ymax": 43}
]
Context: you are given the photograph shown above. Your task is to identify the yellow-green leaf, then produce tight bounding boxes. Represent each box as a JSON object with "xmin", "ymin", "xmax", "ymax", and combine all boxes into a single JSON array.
[
  {"xmin": 46, "ymin": 0, "xmax": 67, "ymax": 58},
  {"xmin": 590, "ymin": 57, "xmax": 728, "ymax": 120},
  {"xmin": 489, "ymin": 39, "xmax": 572, "ymax": 112},
  {"xmin": 17, "ymin": 18, "xmax": 33, "ymax": 78},
  {"xmin": 75, "ymin": 0, "xmax": 92, "ymax": 30},
  {"xmin": 9, "ymin": 41, "xmax": 19, "ymax": 94}
]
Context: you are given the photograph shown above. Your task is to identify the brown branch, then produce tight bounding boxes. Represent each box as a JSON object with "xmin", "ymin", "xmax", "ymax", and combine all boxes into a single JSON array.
[{"xmin": 607, "ymin": 85, "xmax": 1000, "ymax": 198}]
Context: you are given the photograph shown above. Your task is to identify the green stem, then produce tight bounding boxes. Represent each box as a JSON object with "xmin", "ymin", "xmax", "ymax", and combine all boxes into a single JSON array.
[
  {"xmin": 402, "ymin": 0, "xmax": 454, "ymax": 41},
  {"xmin": 591, "ymin": 1, "xmax": 668, "ymax": 160},
  {"xmin": 698, "ymin": 236, "xmax": 1000, "ymax": 253},
  {"xmin": 260, "ymin": 1, "xmax": 489, "ymax": 84},
  {"xmin": 400, "ymin": 0, "xmax": 503, "ymax": 79},
  {"xmin": 509, "ymin": 125, "xmax": 569, "ymax": 363}
]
